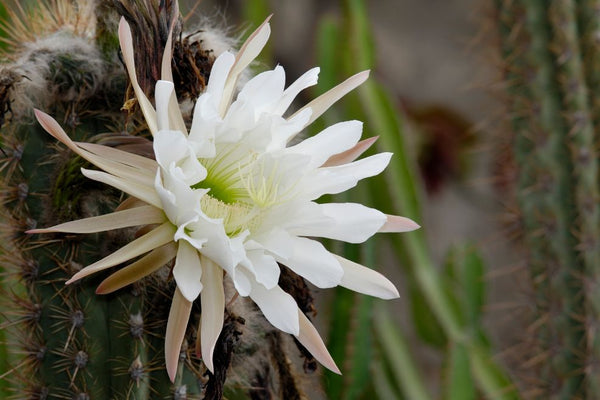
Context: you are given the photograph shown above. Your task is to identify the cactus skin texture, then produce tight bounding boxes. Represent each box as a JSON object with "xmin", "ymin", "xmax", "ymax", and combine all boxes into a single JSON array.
[
  {"xmin": 495, "ymin": 0, "xmax": 600, "ymax": 398},
  {"xmin": 0, "ymin": 1, "xmax": 323, "ymax": 399}
]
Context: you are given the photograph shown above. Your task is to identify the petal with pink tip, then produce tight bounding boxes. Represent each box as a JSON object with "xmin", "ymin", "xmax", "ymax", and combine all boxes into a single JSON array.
[
  {"xmin": 219, "ymin": 16, "xmax": 272, "ymax": 115},
  {"xmin": 65, "ymin": 222, "xmax": 175, "ymax": 284},
  {"xmin": 379, "ymin": 215, "xmax": 420, "ymax": 232},
  {"xmin": 291, "ymin": 70, "xmax": 369, "ymax": 126},
  {"xmin": 96, "ymin": 243, "xmax": 177, "ymax": 294},
  {"xmin": 28, "ymin": 205, "xmax": 165, "ymax": 234},
  {"xmin": 199, "ymin": 256, "xmax": 224, "ymax": 373},
  {"xmin": 118, "ymin": 18, "xmax": 158, "ymax": 135},
  {"xmin": 335, "ymin": 255, "xmax": 399, "ymax": 299},
  {"xmin": 323, "ymin": 136, "xmax": 378, "ymax": 167},
  {"xmin": 165, "ymin": 287, "xmax": 192, "ymax": 382},
  {"xmin": 295, "ymin": 311, "xmax": 340, "ymax": 374}
]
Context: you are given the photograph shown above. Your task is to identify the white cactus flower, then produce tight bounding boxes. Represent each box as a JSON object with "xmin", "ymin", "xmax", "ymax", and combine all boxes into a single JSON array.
[{"xmin": 30, "ymin": 16, "xmax": 419, "ymax": 381}]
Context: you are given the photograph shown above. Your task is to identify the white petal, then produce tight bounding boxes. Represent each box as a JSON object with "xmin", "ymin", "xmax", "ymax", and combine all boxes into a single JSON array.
[
  {"xmin": 287, "ymin": 120, "xmax": 362, "ymax": 168},
  {"xmin": 295, "ymin": 311, "xmax": 340, "ymax": 374},
  {"xmin": 273, "ymin": 67, "xmax": 320, "ymax": 116},
  {"xmin": 288, "ymin": 202, "xmax": 386, "ymax": 243},
  {"xmin": 173, "ymin": 241, "xmax": 203, "ymax": 302},
  {"xmin": 335, "ymin": 255, "xmax": 399, "ymax": 299},
  {"xmin": 250, "ymin": 281, "xmax": 299, "ymax": 335},
  {"xmin": 155, "ymin": 80, "xmax": 174, "ymax": 132},
  {"xmin": 205, "ymin": 51, "xmax": 235, "ymax": 99},
  {"xmin": 245, "ymin": 250, "xmax": 280, "ymax": 289},
  {"xmin": 219, "ymin": 17, "xmax": 272, "ymax": 115},
  {"xmin": 200, "ymin": 256, "xmax": 225, "ymax": 373},
  {"xmin": 270, "ymin": 235, "xmax": 343, "ymax": 288},
  {"xmin": 81, "ymin": 168, "xmax": 162, "ymax": 208},
  {"xmin": 28, "ymin": 205, "xmax": 165, "ymax": 234},
  {"xmin": 165, "ymin": 287, "xmax": 192, "ymax": 382},
  {"xmin": 305, "ymin": 152, "xmax": 392, "ymax": 199},
  {"xmin": 118, "ymin": 18, "xmax": 158, "ymax": 135},
  {"xmin": 291, "ymin": 70, "xmax": 369, "ymax": 126},
  {"xmin": 236, "ymin": 66, "xmax": 285, "ymax": 113}
]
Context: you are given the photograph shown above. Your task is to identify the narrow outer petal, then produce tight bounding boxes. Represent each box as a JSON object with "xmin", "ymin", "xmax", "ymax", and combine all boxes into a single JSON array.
[
  {"xmin": 199, "ymin": 256, "xmax": 225, "ymax": 373},
  {"xmin": 219, "ymin": 16, "xmax": 272, "ymax": 115},
  {"xmin": 96, "ymin": 243, "xmax": 177, "ymax": 294},
  {"xmin": 291, "ymin": 70, "xmax": 369, "ymax": 126},
  {"xmin": 295, "ymin": 310, "xmax": 340, "ymax": 374},
  {"xmin": 379, "ymin": 215, "xmax": 421, "ymax": 232},
  {"xmin": 335, "ymin": 255, "xmax": 400, "ymax": 299},
  {"xmin": 165, "ymin": 287, "xmax": 192, "ymax": 382},
  {"xmin": 66, "ymin": 222, "xmax": 175, "ymax": 284},
  {"xmin": 28, "ymin": 205, "xmax": 165, "ymax": 234},
  {"xmin": 322, "ymin": 136, "xmax": 378, "ymax": 167}
]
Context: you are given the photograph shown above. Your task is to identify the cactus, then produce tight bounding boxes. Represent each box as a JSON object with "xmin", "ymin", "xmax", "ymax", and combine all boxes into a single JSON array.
[
  {"xmin": 495, "ymin": 0, "xmax": 600, "ymax": 398},
  {"xmin": 0, "ymin": 1, "xmax": 324, "ymax": 398}
]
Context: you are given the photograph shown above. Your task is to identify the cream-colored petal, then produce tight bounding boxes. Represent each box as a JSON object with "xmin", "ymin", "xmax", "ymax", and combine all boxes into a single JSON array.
[
  {"xmin": 295, "ymin": 310, "xmax": 340, "ymax": 374},
  {"xmin": 322, "ymin": 137, "xmax": 378, "ymax": 167},
  {"xmin": 81, "ymin": 168, "xmax": 162, "ymax": 208},
  {"xmin": 115, "ymin": 197, "xmax": 146, "ymax": 211},
  {"xmin": 96, "ymin": 243, "xmax": 177, "ymax": 294},
  {"xmin": 28, "ymin": 205, "xmax": 165, "ymax": 234},
  {"xmin": 219, "ymin": 16, "xmax": 272, "ymax": 116},
  {"xmin": 291, "ymin": 70, "xmax": 370, "ymax": 126},
  {"xmin": 379, "ymin": 215, "xmax": 420, "ymax": 233},
  {"xmin": 165, "ymin": 287, "xmax": 192, "ymax": 383},
  {"xmin": 65, "ymin": 222, "xmax": 175, "ymax": 284},
  {"xmin": 199, "ymin": 256, "xmax": 224, "ymax": 373},
  {"xmin": 118, "ymin": 18, "xmax": 158, "ymax": 135},
  {"xmin": 77, "ymin": 142, "xmax": 157, "ymax": 171},
  {"xmin": 334, "ymin": 255, "xmax": 399, "ymax": 299}
]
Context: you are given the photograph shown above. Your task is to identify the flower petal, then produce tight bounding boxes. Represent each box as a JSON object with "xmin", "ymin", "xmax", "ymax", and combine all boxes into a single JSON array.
[
  {"xmin": 291, "ymin": 70, "xmax": 369, "ymax": 126},
  {"xmin": 305, "ymin": 152, "xmax": 392, "ymax": 199},
  {"xmin": 96, "ymin": 243, "xmax": 177, "ymax": 294},
  {"xmin": 77, "ymin": 142, "xmax": 157, "ymax": 171},
  {"xmin": 119, "ymin": 18, "xmax": 158, "ymax": 135},
  {"xmin": 250, "ymin": 281, "xmax": 299, "ymax": 335},
  {"xmin": 273, "ymin": 67, "xmax": 320, "ymax": 116},
  {"xmin": 322, "ymin": 136, "xmax": 378, "ymax": 167},
  {"xmin": 295, "ymin": 310, "xmax": 340, "ymax": 374},
  {"xmin": 287, "ymin": 120, "xmax": 363, "ymax": 168},
  {"xmin": 81, "ymin": 168, "xmax": 162, "ymax": 208},
  {"xmin": 65, "ymin": 222, "xmax": 176, "ymax": 284},
  {"xmin": 173, "ymin": 241, "xmax": 203, "ymax": 302},
  {"xmin": 335, "ymin": 255, "xmax": 399, "ymax": 299},
  {"xmin": 270, "ymin": 234, "xmax": 343, "ymax": 288},
  {"xmin": 219, "ymin": 16, "xmax": 272, "ymax": 115},
  {"xmin": 199, "ymin": 256, "xmax": 225, "ymax": 373},
  {"xmin": 379, "ymin": 215, "xmax": 420, "ymax": 233},
  {"xmin": 286, "ymin": 202, "xmax": 386, "ymax": 243},
  {"xmin": 165, "ymin": 287, "xmax": 192, "ymax": 382},
  {"xmin": 28, "ymin": 205, "xmax": 165, "ymax": 234}
]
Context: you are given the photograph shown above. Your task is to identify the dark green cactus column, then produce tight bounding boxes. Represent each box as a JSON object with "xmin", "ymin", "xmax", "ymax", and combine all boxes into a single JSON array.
[{"xmin": 496, "ymin": 0, "xmax": 600, "ymax": 398}]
